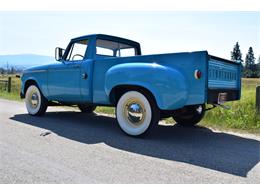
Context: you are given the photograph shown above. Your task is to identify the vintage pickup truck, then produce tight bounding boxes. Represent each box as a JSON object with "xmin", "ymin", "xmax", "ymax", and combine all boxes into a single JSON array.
[{"xmin": 20, "ymin": 34, "xmax": 241, "ymax": 136}]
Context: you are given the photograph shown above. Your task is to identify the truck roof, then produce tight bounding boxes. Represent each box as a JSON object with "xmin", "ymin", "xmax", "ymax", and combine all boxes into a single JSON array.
[{"xmin": 71, "ymin": 34, "xmax": 141, "ymax": 47}]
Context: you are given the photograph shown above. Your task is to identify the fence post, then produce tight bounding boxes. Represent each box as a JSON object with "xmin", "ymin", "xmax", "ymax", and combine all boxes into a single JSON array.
[
  {"xmin": 256, "ymin": 86, "xmax": 260, "ymax": 114},
  {"xmin": 7, "ymin": 77, "xmax": 11, "ymax": 93}
]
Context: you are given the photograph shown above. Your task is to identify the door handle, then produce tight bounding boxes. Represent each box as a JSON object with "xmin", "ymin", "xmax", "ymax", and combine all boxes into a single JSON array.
[{"xmin": 82, "ymin": 73, "xmax": 88, "ymax": 79}]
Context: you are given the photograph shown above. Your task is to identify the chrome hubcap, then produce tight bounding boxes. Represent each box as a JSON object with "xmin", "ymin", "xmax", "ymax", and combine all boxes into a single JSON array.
[
  {"xmin": 124, "ymin": 100, "xmax": 145, "ymax": 125},
  {"xmin": 30, "ymin": 93, "xmax": 39, "ymax": 108}
]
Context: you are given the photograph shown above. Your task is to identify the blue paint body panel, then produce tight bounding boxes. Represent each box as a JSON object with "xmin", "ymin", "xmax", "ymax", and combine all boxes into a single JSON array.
[{"xmin": 21, "ymin": 34, "xmax": 241, "ymax": 110}]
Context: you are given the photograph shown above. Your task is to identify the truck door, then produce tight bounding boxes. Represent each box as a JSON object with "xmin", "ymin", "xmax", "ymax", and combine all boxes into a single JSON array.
[
  {"xmin": 47, "ymin": 61, "xmax": 81, "ymax": 102},
  {"xmin": 48, "ymin": 39, "xmax": 89, "ymax": 102}
]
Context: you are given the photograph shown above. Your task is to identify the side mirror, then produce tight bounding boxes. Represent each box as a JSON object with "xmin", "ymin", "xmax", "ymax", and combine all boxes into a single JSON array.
[{"xmin": 55, "ymin": 47, "xmax": 65, "ymax": 61}]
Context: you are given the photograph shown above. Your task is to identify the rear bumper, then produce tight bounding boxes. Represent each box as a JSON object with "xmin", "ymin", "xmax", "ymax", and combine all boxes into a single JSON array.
[{"xmin": 207, "ymin": 89, "xmax": 240, "ymax": 103}]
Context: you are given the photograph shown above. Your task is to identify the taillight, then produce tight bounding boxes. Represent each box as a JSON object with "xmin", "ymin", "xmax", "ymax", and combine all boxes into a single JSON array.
[{"xmin": 194, "ymin": 70, "xmax": 202, "ymax": 79}]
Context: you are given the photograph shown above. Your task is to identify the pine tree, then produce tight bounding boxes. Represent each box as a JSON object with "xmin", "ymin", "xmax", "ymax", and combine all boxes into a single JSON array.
[
  {"xmin": 244, "ymin": 47, "xmax": 257, "ymax": 78},
  {"xmin": 231, "ymin": 42, "xmax": 243, "ymax": 62},
  {"xmin": 245, "ymin": 54, "xmax": 250, "ymax": 69},
  {"xmin": 245, "ymin": 47, "xmax": 255, "ymax": 70}
]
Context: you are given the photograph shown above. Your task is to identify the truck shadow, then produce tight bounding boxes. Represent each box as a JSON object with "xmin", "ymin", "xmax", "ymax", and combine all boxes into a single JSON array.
[{"xmin": 10, "ymin": 111, "xmax": 260, "ymax": 177}]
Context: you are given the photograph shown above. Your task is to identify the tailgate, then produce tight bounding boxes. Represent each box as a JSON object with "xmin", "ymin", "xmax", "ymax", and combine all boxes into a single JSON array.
[{"xmin": 207, "ymin": 55, "xmax": 241, "ymax": 103}]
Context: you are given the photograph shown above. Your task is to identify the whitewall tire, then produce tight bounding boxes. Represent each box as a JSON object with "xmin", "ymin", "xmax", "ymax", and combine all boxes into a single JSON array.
[
  {"xmin": 25, "ymin": 85, "xmax": 48, "ymax": 116},
  {"xmin": 116, "ymin": 90, "xmax": 159, "ymax": 137}
]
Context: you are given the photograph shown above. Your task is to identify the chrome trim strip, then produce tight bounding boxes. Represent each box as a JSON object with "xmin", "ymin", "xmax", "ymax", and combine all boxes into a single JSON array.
[
  {"xmin": 24, "ymin": 70, "xmax": 47, "ymax": 73},
  {"xmin": 48, "ymin": 69, "xmax": 78, "ymax": 72}
]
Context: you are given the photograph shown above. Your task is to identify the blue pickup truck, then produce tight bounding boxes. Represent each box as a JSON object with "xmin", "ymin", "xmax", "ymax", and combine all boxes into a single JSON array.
[{"xmin": 20, "ymin": 34, "xmax": 241, "ymax": 136}]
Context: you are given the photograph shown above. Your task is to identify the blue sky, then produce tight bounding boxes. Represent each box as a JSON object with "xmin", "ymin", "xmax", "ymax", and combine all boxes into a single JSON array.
[{"xmin": 0, "ymin": 11, "xmax": 259, "ymax": 60}]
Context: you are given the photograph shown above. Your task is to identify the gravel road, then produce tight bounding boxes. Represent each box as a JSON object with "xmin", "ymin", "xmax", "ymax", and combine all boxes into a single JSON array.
[{"xmin": 0, "ymin": 99, "xmax": 259, "ymax": 183}]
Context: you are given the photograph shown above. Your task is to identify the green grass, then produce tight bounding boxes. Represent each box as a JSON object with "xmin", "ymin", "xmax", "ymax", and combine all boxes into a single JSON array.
[
  {"xmin": 0, "ymin": 75, "xmax": 22, "ymax": 101},
  {"xmin": 95, "ymin": 106, "xmax": 115, "ymax": 115},
  {"xmin": 200, "ymin": 78, "xmax": 260, "ymax": 134},
  {"xmin": 0, "ymin": 75, "xmax": 259, "ymax": 134}
]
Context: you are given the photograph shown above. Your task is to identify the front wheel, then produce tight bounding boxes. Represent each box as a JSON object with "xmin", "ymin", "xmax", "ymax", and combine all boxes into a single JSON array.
[
  {"xmin": 116, "ymin": 90, "xmax": 159, "ymax": 137},
  {"xmin": 25, "ymin": 85, "xmax": 48, "ymax": 116},
  {"xmin": 172, "ymin": 104, "xmax": 205, "ymax": 126}
]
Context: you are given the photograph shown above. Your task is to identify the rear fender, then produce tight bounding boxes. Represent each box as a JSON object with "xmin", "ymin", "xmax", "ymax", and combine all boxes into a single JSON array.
[{"xmin": 105, "ymin": 63, "xmax": 188, "ymax": 110}]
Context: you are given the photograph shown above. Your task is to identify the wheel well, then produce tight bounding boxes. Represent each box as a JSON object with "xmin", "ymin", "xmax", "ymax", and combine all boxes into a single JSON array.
[
  {"xmin": 24, "ymin": 80, "xmax": 38, "ymax": 94},
  {"xmin": 109, "ymin": 85, "xmax": 158, "ymax": 108}
]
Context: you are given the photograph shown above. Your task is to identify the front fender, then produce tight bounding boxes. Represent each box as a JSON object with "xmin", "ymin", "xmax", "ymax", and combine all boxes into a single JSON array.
[
  {"xmin": 105, "ymin": 63, "xmax": 188, "ymax": 110},
  {"xmin": 21, "ymin": 73, "xmax": 48, "ymax": 99}
]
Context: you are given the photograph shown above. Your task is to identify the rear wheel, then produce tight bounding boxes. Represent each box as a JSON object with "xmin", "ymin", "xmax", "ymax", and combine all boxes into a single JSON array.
[
  {"xmin": 116, "ymin": 90, "xmax": 159, "ymax": 137},
  {"xmin": 25, "ymin": 85, "xmax": 48, "ymax": 116},
  {"xmin": 172, "ymin": 104, "xmax": 205, "ymax": 126},
  {"xmin": 78, "ymin": 104, "xmax": 96, "ymax": 113}
]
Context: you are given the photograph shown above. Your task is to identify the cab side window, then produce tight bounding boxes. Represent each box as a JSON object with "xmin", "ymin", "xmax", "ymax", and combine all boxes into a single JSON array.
[
  {"xmin": 96, "ymin": 39, "xmax": 137, "ymax": 59},
  {"xmin": 96, "ymin": 39, "xmax": 117, "ymax": 57},
  {"xmin": 66, "ymin": 40, "xmax": 88, "ymax": 61},
  {"xmin": 116, "ymin": 46, "xmax": 136, "ymax": 57}
]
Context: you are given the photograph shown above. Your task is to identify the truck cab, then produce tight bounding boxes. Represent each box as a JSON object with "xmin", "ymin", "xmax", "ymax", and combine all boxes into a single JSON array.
[
  {"xmin": 49, "ymin": 34, "xmax": 141, "ymax": 102},
  {"xmin": 21, "ymin": 34, "xmax": 241, "ymax": 137}
]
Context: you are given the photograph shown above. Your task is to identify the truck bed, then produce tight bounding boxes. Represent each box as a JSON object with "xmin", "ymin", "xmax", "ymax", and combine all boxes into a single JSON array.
[{"xmin": 92, "ymin": 51, "xmax": 241, "ymax": 109}]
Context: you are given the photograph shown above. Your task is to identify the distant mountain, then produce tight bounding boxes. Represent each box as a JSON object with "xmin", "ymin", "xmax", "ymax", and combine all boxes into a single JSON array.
[{"xmin": 0, "ymin": 54, "xmax": 55, "ymax": 69}]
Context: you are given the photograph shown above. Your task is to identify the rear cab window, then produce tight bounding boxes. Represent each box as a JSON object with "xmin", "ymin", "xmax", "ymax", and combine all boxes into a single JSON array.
[{"xmin": 96, "ymin": 39, "xmax": 138, "ymax": 59}]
